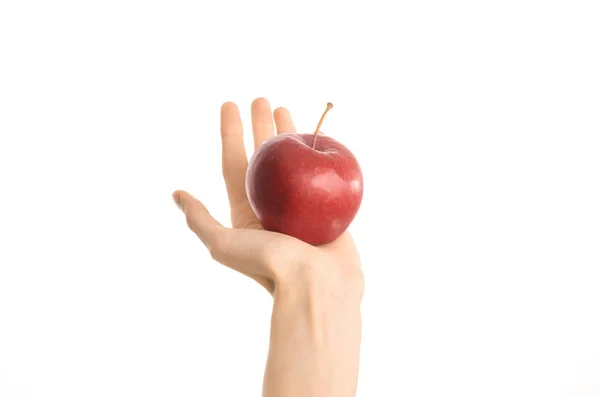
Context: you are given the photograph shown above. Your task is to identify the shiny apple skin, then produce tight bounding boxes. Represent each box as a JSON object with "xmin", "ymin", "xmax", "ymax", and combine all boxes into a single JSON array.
[{"xmin": 246, "ymin": 133, "xmax": 363, "ymax": 245}]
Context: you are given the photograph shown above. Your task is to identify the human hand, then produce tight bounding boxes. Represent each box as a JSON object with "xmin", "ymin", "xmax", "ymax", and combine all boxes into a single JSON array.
[{"xmin": 172, "ymin": 98, "xmax": 363, "ymax": 299}]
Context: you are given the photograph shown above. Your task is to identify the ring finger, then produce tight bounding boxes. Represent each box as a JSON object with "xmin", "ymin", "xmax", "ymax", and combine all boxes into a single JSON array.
[{"xmin": 251, "ymin": 98, "xmax": 275, "ymax": 149}]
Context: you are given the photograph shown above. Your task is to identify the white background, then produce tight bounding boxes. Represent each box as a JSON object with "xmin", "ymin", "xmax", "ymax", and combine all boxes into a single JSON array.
[{"xmin": 1, "ymin": 0, "xmax": 599, "ymax": 396}]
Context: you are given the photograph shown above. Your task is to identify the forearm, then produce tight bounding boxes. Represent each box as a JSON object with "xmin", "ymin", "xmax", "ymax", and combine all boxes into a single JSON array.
[{"xmin": 262, "ymin": 280, "xmax": 362, "ymax": 397}]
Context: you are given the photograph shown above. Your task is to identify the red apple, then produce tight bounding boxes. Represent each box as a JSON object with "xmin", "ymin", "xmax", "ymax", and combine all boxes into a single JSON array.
[{"xmin": 246, "ymin": 103, "xmax": 363, "ymax": 245}]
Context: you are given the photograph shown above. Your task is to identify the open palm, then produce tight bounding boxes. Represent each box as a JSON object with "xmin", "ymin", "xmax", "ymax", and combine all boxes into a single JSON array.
[{"xmin": 173, "ymin": 98, "xmax": 362, "ymax": 296}]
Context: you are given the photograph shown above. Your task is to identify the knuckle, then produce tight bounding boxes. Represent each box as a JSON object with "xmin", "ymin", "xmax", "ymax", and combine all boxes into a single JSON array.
[
  {"xmin": 221, "ymin": 165, "xmax": 245, "ymax": 179},
  {"xmin": 258, "ymin": 238, "xmax": 281, "ymax": 272},
  {"xmin": 208, "ymin": 229, "xmax": 229, "ymax": 261},
  {"xmin": 185, "ymin": 214, "xmax": 195, "ymax": 230}
]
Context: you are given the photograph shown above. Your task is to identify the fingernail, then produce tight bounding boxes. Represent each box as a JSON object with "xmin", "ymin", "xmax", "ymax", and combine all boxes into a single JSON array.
[{"xmin": 172, "ymin": 192, "xmax": 182, "ymax": 211}]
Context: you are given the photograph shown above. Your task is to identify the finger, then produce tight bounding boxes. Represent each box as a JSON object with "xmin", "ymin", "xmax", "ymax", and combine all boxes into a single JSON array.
[
  {"xmin": 173, "ymin": 190, "xmax": 222, "ymax": 249},
  {"xmin": 220, "ymin": 102, "xmax": 248, "ymax": 210},
  {"xmin": 273, "ymin": 107, "xmax": 296, "ymax": 134},
  {"xmin": 173, "ymin": 190, "xmax": 275, "ymax": 294},
  {"xmin": 251, "ymin": 97, "xmax": 274, "ymax": 148},
  {"xmin": 211, "ymin": 229, "xmax": 280, "ymax": 294},
  {"xmin": 209, "ymin": 228, "xmax": 311, "ymax": 283}
]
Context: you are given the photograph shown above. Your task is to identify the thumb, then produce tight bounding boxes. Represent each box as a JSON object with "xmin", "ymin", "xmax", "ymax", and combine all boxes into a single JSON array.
[
  {"xmin": 173, "ymin": 190, "xmax": 276, "ymax": 292},
  {"xmin": 172, "ymin": 190, "xmax": 222, "ymax": 249}
]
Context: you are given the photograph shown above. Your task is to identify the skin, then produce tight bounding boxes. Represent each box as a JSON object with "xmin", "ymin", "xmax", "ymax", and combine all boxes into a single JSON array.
[{"xmin": 173, "ymin": 98, "xmax": 364, "ymax": 397}]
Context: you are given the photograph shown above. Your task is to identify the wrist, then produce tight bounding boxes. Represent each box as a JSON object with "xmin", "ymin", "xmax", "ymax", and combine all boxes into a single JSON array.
[
  {"xmin": 264, "ymin": 256, "xmax": 363, "ymax": 397},
  {"xmin": 275, "ymin": 259, "xmax": 363, "ymax": 310}
]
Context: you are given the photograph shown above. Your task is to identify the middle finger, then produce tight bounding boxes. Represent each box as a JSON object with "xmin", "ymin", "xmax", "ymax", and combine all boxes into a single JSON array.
[{"xmin": 251, "ymin": 97, "xmax": 275, "ymax": 149}]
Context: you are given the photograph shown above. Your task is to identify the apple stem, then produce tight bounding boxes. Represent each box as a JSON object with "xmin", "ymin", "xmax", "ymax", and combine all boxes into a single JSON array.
[{"xmin": 312, "ymin": 102, "xmax": 333, "ymax": 149}]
